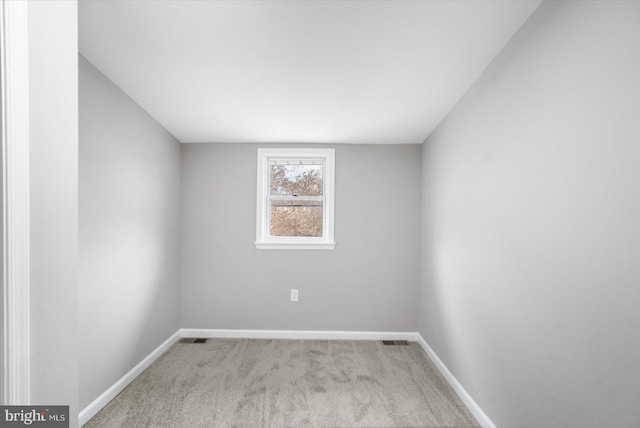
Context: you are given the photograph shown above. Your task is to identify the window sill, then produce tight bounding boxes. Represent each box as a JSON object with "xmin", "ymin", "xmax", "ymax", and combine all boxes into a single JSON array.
[{"xmin": 255, "ymin": 241, "xmax": 336, "ymax": 250}]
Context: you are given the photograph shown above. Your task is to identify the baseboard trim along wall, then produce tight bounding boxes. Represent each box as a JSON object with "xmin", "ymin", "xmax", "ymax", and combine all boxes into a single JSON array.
[
  {"xmin": 180, "ymin": 328, "xmax": 417, "ymax": 341},
  {"xmin": 415, "ymin": 334, "xmax": 496, "ymax": 428},
  {"xmin": 78, "ymin": 330, "xmax": 181, "ymax": 426},
  {"xmin": 79, "ymin": 329, "xmax": 494, "ymax": 428}
]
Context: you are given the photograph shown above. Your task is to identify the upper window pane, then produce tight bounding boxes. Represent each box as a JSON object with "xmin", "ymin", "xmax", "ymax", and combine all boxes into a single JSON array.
[{"xmin": 269, "ymin": 161, "xmax": 323, "ymax": 197}]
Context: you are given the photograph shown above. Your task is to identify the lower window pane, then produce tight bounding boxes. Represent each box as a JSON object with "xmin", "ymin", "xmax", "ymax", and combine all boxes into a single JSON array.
[{"xmin": 270, "ymin": 205, "xmax": 323, "ymax": 237}]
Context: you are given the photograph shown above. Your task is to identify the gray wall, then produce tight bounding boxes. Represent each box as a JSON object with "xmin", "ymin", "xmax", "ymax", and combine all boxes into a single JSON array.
[
  {"xmin": 181, "ymin": 143, "xmax": 421, "ymax": 332},
  {"xmin": 79, "ymin": 56, "xmax": 182, "ymax": 410},
  {"xmin": 419, "ymin": 1, "xmax": 640, "ymax": 426},
  {"xmin": 28, "ymin": 1, "xmax": 79, "ymax": 424}
]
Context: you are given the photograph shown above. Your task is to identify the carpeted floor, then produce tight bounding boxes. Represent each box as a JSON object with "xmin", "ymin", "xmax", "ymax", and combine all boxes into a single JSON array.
[{"xmin": 85, "ymin": 339, "xmax": 479, "ymax": 427}]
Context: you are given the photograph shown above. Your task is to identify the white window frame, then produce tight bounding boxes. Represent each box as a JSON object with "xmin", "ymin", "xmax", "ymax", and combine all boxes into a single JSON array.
[{"xmin": 255, "ymin": 148, "xmax": 335, "ymax": 250}]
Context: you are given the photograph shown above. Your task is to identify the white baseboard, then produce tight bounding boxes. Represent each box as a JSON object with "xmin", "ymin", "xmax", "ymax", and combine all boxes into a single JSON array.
[
  {"xmin": 180, "ymin": 328, "xmax": 417, "ymax": 341},
  {"xmin": 79, "ymin": 330, "xmax": 181, "ymax": 426},
  {"xmin": 416, "ymin": 334, "xmax": 496, "ymax": 428}
]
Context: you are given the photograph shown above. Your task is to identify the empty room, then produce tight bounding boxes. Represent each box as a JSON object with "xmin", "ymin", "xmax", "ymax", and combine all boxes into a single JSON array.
[{"xmin": 1, "ymin": 0, "xmax": 639, "ymax": 427}]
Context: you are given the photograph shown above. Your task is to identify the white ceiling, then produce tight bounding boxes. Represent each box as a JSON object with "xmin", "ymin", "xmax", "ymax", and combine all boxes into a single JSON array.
[{"xmin": 79, "ymin": 0, "xmax": 541, "ymax": 144}]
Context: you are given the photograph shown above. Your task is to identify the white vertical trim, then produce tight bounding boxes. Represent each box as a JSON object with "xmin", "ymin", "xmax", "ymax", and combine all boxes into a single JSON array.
[
  {"xmin": 416, "ymin": 334, "xmax": 496, "ymax": 428},
  {"xmin": 0, "ymin": 0, "xmax": 31, "ymax": 405},
  {"xmin": 255, "ymin": 148, "xmax": 268, "ymax": 244}
]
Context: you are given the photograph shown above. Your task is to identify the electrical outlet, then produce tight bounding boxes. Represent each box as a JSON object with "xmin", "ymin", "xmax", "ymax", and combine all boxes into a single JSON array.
[{"xmin": 290, "ymin": 289, "xmax": 299, "ymax": 302}]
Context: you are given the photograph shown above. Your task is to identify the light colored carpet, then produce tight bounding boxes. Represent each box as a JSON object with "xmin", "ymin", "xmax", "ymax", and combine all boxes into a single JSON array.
[{"xmin": 85, "ymin": 339, "xmax": 479, "ymax": 427}]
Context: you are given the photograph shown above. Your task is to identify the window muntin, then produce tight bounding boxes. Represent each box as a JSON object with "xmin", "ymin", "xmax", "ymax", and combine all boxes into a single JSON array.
[{"xmin": 256, "ymin": 149, "xmax": 335, "ymax": 250}]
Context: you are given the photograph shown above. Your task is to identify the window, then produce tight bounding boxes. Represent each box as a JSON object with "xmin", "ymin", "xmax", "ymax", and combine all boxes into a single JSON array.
[{"xmin": 255, "ymin": 148, "xmax": 335, "ymax": 250}]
